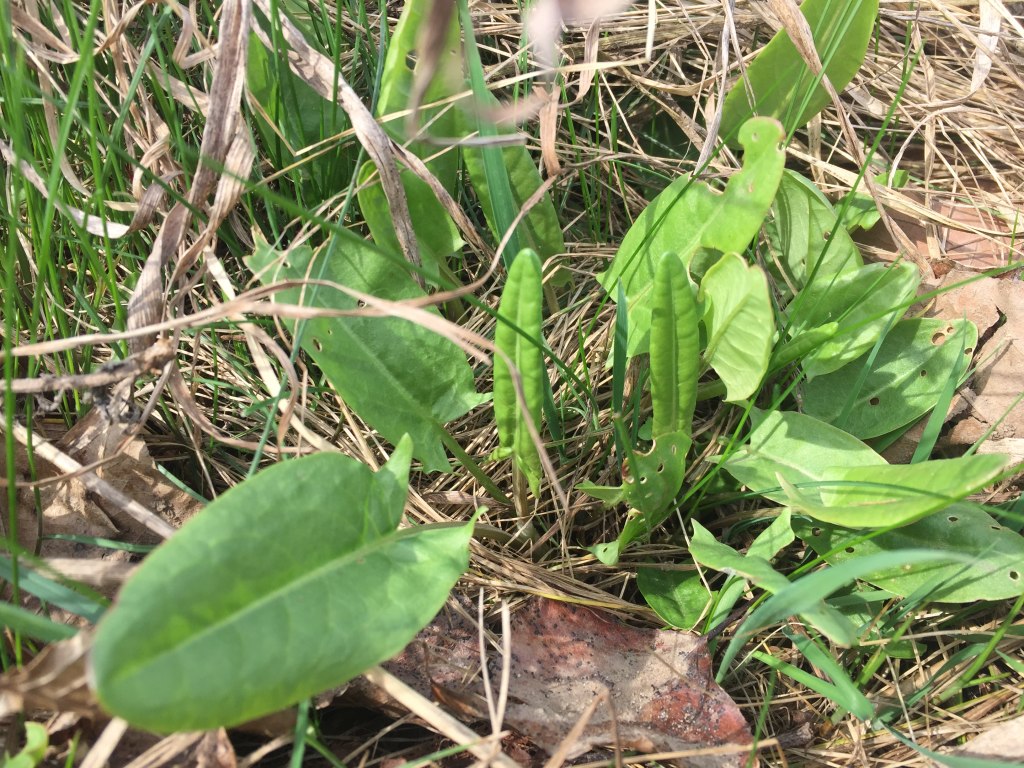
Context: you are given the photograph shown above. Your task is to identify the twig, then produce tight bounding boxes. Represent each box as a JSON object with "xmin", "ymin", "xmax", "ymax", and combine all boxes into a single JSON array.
[{"xmin": 361, "ymin": 665, "xmax": 521, "ymax": 768}]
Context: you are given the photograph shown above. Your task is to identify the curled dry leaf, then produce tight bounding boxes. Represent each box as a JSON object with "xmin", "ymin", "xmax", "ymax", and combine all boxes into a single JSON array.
[{"xmin": 360, "ymin": 597, "xmax": 754, "ymax": 767}]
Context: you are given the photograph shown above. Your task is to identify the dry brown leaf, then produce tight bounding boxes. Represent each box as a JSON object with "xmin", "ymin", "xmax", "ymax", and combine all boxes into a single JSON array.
[
  {"xmin": 363, "ymin": 597, "xmax": 754, "ymax": 767},
  {"xmin": 925, "ymin": 269, "xmax": 1024, "ymax": 450},
  {"xmin": 932, "ymin": 714, "xmax": 1024, "ymax": 764},
  {"xmin": 0, "ymin": 632, "xmax": 95, "ymax": 719}
]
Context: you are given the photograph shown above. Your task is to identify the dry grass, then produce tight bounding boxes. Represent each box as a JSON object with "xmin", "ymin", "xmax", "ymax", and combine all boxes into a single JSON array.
[{"xmin": 3, "ymin": 0, "xmax": 1023, "ymax": 765}]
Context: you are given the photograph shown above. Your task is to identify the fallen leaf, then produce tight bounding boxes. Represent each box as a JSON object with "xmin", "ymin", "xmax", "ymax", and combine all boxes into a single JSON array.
[
  {"xmin": 359, "ymin": 597, "xmax": 754, "ymax": 767},
  {"xmin": 0, "ymin": 633, "xmax": 96, "ymax": 719},
  {"xmin": 2, "ymin": 414, "xmax": 203, "ymax": 569},
  {"xmin": 931, "ymin": 714, "xmax": 1024, "ymax": 764},
  {"xmin": 855, "ymin": 188, "xmax": 1022, "ymax": 273},
  {"xmin": 927, "ymin": 270, "xmax": 1024, "ymax": 450}
]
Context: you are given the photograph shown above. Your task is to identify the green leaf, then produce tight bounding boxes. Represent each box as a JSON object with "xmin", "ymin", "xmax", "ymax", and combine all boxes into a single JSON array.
[
  {"xmin": 493, "ymin": 249, "xmax": 546, "ymax": 494},
  {"xmin": 0, "ymin": 555, "xmax": 106, "ymax": 622},
  {"xmin": 838, "ymin": 170, "xmax": 909, "ymax": 233},
  {"xmin": 689, "ymin": 519, "xmax": 791, "ymax": 594},
  {"xmin": 92, "ymin": 440, "xmax": 473, "ymax": 731},
  {"xmin": 5, "ymin": 723, "xmax": 48, "ymax": 768},
  {"xmin": 459, "ymin": 102, "xmax": 565, "ymax": 263},
  {"xmin": 768, "ymin": 321, "xmax": 840, "ymax": 373},
  {"xmin": 357, "ymin": 0, "xmax": 463, "ymax": 281},
  {"xmin": 721, "ymin": 409, "xmax": 886, "ymax": 505},
  {"xmin": 793, "ymin": 262, "xmax": 920, "ymax": 378},
  {"xmin": 598, "ymin": 117, "xmax": 785, "ymax": 357},
  {"xmin": 575, "ymin": 482, "xmax": 626, "ymax": 506},
  {"xmin": 456, "ymin": 0, "xmax": 564, "ymax": 265},
  {"xmin": 768, "ymin": 627, "xmax": 874, "ymax": 719},
  {"xmin": 719, "ymin": 0, "xmax": 878, "ymax": 142},
  {"xmin": 782, "ymin": 454, "xmax": 1012, "ymax": 528},
  {"xmin": 766, "ymin": 170, "xmax": 863, "ymax": 302},
  {"xmin": 0, "ymin": 602, "xmax": 76, "ymax": 643},
  {"xmin": 357, "ymin": 163, "xmax": 462, "ymax": 285},
  {"xmin": 636, "ymin": 568, "xmax": 709, "ymax": 630},
  {"xmin": 588, "ymin": 430, "xmax": 692, "ymax": 565},
  {"xmin": 247, "ymin": 32, "xmax": 352, "ymax": 197},
  {"xmin": 650, "ymin": 253, "xmax": 699, "ymax": 439},
  {"xmin": 623, "ymin": 431, "xmax": 691, "ymax": 522},
  {"xmin": 689, "ymin": 514, "xmax": 851, "ymax": 643},
  {"xmin": 698, "ymin": 254, "xmax": 775, "ymax": 401},
  {"xmin": 247, "ymin": 236, "xmax": 486, "ymax": 472},
  {"xmin": 802, "ymin": 318, "xmax": 979, "ymax": 438},
  {"xmin": 795, "ymin": 504, "xmax": 1024, "ymax": 602}
]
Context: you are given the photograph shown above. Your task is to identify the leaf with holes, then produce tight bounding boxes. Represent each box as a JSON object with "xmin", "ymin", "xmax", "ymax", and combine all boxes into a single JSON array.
[
  {"xmin": 493, "ymin": 249, "xmax": 546, "ymax": 494},
  {"xmin": 721, "ymin": 409, "xmax": 886, "ymax": 505},
  {"xmin": 247, "ymin": 236, "xmax": 486, "ymax": 472},
  {"xmin": 357, "ymin": 0, "xmax": 463, "ymax": 282},
  {"xmin": 719, "ymin": 0, "xmax": 878, "ymax": 143},
  {"xmin": 598, "ymin": 117, "xmax": 785, "ymax": 357},
  {"xmin": 792, "ymin": 262, "xmax": 920, "ymax": 379},
  {"xmin": 794, "ymin": 504, "xmax": 1024, "ymax": 602},
  {"xmin": 802, "ymin": 317, "xmax": 978, "ymax": 438},
  {"xmin": 699, "ymin": 253, "xmax": 776, "ymax": 401},
  {"xmin": 589, "ymin": 431, "xmax": 691, "ymax": 565},
  {"xmin": 766, "ymin": 170, "xmax": 863, "ymax": 303},
  {"xmin": 650, "ymin": 253, "xmax": 699, "ymax": 439},
  {"xmin": 91, "ymin": 439, "xmax": 474, "ymax": 731},
  {"xmin": 782, "ymin": 453, "xmax": 1011, "ymax": 528}
]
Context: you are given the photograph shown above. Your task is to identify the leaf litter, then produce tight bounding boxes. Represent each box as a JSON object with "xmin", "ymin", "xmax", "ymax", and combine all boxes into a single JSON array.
[{"xmin": 354, "ymin": 597, "xmax": 755, "ymax": 767}]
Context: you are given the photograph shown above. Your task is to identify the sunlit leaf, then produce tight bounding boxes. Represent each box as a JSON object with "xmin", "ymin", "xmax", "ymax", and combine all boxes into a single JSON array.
[
  {"xmin": 802, "ymin": 318, "xmax": 978, "ymax": 437},
  {"xmin": 722, "ymin": 409, "xmax": 885, "ymax": 504},
  {"xmin": 92, "ymin": 439, "xmax": 473, "ymax": 731},
  {"xmin": 247, "ymin": 236, "xmax": 486, "ymax": 472},
  {"xmin": 699, "ymin": 254, "xmax": 775, "ymax": 401},
  {"xmin": 720, "ymin": 0, "xmax": 878, "ymax": 141},
  {"xmin": 795, "ymin": 504, "xmax": 1024, "ymax": 602},
  {"xmin": 649, "ymin": 253, "xmax": 699, "ymax": 439},
  {"xmin": 493, "ymin": 249, "xmax": 547, "ymax": 493},
  {"xmin": 598, "ymin": 117, "xmax": 785, "ymax": 357},
  {"xmin": 782, "ymin": 454, "xmax": 1011, "ymax": 528}
]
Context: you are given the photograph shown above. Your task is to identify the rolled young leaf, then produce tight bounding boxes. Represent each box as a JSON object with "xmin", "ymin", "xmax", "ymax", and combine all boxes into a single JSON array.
[
  {"xmin": 649, "ymin": 253, "xmax": 699, "ymax": 440},
  {"xmin": 493, "ymin": 249, "xmax": 547, "ymax": 494}
]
